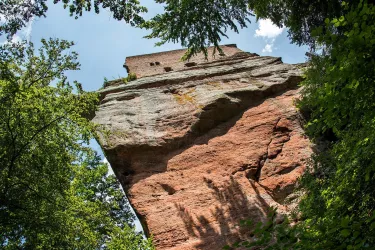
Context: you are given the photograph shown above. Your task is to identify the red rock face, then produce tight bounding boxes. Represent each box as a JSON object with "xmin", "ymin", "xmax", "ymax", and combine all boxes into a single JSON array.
[
  {"xmin": 93, "ymin": 50, "xmax": 311, "ymax": 249},
  {"xmin": 128, "ymin": 89, "xmax": 310, "ymax": 249}
]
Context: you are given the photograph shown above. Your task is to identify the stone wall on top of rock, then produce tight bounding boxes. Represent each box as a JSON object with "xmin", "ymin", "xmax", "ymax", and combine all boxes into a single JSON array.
[
  {"xmin": 123, "ymin": 44, "xmax": 243, "ymax": 79},
  {"xmin": 92, "ymin": 47, "xmax": 312, "ymax": 250}
]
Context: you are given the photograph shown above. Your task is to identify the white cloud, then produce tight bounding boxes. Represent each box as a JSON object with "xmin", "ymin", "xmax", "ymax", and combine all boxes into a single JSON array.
[
  {"xmin": 262, "ymin": 44, "xmax": 273, "ymax": 53},
  {"xmin": 22, "ymin": 19, "xmax": 34, "ymax": 42},
  {"xmin": 255, "ymin": 19, "xmax": 284, "ymax": 54},
  {"xmin": 255, "ymin": 19, "xmax": 284, "ymax": 39},
  {"xmin": 1, "ymin": 17, "xmax": 34, "ymax": 45}
]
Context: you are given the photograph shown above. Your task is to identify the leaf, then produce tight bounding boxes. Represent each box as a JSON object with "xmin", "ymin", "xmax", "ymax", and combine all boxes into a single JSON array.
[
  {"xmin": 341, "ymin": 217, "xmax": 350, "ymax": 228},
  {"xmin": 341, "ymin": 229, "xmax": 351, "ymax": 238}
]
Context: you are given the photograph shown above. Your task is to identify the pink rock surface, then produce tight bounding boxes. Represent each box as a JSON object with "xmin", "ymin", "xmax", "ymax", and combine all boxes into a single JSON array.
[
  {"xmin": 93, "ymin": 49, "xmax": 311, "ymax": 249},
  {"xmin": 128, "ymin": 89, "xmax": 310, "ymax": 249}
]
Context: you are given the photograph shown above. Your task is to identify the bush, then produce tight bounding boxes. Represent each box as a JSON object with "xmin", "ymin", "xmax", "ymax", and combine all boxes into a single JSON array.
[{"xmin": 228, "ymin": 1, "xmax": 375, "ymax": 249}]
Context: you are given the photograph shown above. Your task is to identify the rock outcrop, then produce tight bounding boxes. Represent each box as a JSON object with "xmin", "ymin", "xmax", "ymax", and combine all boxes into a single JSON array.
[{"xmin": 93, "ymin": 46, "xmax": 312, "ymax": 250}]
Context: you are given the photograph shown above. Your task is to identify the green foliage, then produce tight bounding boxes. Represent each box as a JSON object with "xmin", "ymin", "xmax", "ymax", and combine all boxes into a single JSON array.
[
  {"xmin": 0, "ymin": 0, "xmax": 147, "ymax": 38},
  {"xmin": 228, "ymin": 1, "xmax": 375, "ymax": 249},
  {"xmin": 104, "ymin": 77, "xmax": 109, "ymax": 84},
  {"xmin": 248, "ymin": 0, "xmax": 343, "ymax": 48},
  {"xmin": 0, "ymin": 0, "xmax": 48, "ymax": 38},
  {"xmin": 102, "ymin": 77, "xmax": 110, "ymax": 89},
  {"xmin": 296, "ymin": 1, "xmax": 375, "ymax": 248},
  {"xmin": 122, "ymin": 72, "xmax": 137, "ymax": 84},
  {"xmin": 0, "ymin": 39, "xmax": 153, "ymax": 249},
  {"xmin": 101, "ymin": 73, "xmax": 137, "ymax": 89}
]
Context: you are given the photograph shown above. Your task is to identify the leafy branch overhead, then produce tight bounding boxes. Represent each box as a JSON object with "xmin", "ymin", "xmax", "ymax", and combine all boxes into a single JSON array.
[
  {"xmin": 142, "ymin": 0, "xmax": 344, "ymax": 58},
  {"xmin": 142, "ymin": 0, "xmax": 253, "ymax": 59},
  {"xmin": 0, "ymin": 0, "xmax": 147, "ymax": 38},
  {"xmin": 1, "ymin": 0, "xmax": 342, "ymax": 59}
]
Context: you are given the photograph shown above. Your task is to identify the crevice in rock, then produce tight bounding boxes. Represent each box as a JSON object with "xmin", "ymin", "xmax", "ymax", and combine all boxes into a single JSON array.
[
  {"xmin": 231, "ymin": 164, "xmax": 258, "ymax": 180},
  {"xmin": 160, "ymin": 183, "xmax": 176, "ymax": 195},
  {"xmin": 249, "ymin": 116, "xmax": 296, "ymax": 205},
  {"xmin": 252, "ymin": 72, "xmax": 273, "ymax": 78},
  {"xmin": 276, "ymin": 164, "xmax": 300, "ymax": 175},
  {"xmin": 254, "ymin": 152, "xmax": 269, "ymax": 182},
  {"xmin": 251, "ymin": 117, "xmax": 293, "ymax": 184},
  {"xmin": 258, "ymin": 181, "xmax": 296, "ymax": 205},
  {"xmin": 254, "ymin": 118, "xmax": 281, "ymax": 182},
  {"xmin": 234, "ymin": 129, "xmax": 285, "ymax": 183},
  {"xmin": 115, "ymin": 93, "xmax": 139, "ymax": 102}
]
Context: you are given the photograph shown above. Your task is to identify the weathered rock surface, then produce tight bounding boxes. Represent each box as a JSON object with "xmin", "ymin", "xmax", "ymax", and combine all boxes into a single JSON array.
[{"xmin": 93, "ymin": 51, "xmax": 312, "ymax": 249}]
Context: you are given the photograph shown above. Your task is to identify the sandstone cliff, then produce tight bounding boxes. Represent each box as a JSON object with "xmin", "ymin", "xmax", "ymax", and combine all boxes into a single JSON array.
[{"xmin": 93, "ymin": 47, "xmax": 312, "ymax": 249}]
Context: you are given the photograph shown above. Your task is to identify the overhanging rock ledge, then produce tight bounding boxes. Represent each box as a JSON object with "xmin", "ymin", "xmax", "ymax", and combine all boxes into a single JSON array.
[{"xmin": 92, "ymin": 45, "xmax": 312, "ymax": 250}]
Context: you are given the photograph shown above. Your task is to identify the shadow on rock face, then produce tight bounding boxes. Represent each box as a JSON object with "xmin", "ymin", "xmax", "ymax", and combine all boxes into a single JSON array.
[
  {"xmin": 93, "ymin": 50, "xmax": 311, "ymax": 249},
  {"xmin": 172, "ymin": 176, "xmax": 277, "ymax": 249}
]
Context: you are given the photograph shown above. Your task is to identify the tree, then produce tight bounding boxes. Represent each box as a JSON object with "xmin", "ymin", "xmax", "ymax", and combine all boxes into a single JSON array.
[
  {"xmin": 0, "ymin": 0, "xmax": 147, "ymax": 38},
  {"xmin": 226, "ymin": 1, "xmax": 375, "ymax": 249},
  {"xmin": 295, "ymin": 1, "xmax": 375, "ymax": 248},
  {"xmin": 0, "ymin": 39, "xmax": 153, "ymax": 249}
]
